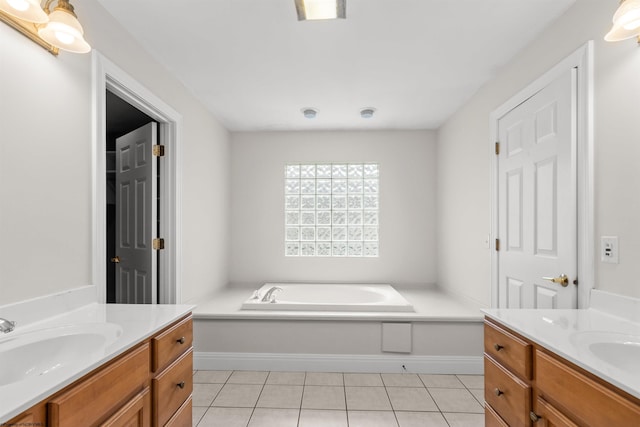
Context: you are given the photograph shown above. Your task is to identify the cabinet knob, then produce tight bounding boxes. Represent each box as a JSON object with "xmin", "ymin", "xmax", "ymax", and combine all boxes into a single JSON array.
[
  {"xmin": 530, "ymin": 411, "xmax": 541, "ymax": 422},
  {"xmin": 177, "ymin": 337, "xmax": 185, "ymax": 344},
  {"xmin": 494, "ymin": 343, "xmax": 504, "ymax": 351},
  {"xmin": 494, "ymin": 388, "xmax": 503, "ymax": 396},
  {"xmin": 177, "ymin": 381, "xmax": 185, "ymax": 389}
]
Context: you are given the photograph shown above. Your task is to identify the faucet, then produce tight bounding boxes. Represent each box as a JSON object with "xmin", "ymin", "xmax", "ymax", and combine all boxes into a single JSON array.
[
  {"xmin": 261, "ymin": 286, "xmax": 282, "ymax": 303},
  {"xmin": 0, "ymin": 318, "xmax": 16, "ymax": 333}
]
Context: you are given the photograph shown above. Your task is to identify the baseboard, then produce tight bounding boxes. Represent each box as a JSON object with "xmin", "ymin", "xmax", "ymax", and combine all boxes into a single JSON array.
[{"xmin": 194, "ymin": 352, "xmax": 483, "ymax": 374}]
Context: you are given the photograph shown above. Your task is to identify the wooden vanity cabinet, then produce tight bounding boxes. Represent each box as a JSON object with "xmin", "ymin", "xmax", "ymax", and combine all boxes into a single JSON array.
[
  {"xmin": 4, "ymin": 314, "xmax": 193, "ymax": 427},
  {"xmin": 484, "ymin": 317, "xmax": 640, "ymax": 427}
]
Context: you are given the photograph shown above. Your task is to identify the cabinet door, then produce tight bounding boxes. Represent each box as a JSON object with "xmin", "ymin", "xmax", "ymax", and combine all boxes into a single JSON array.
[
  {"xmin": 48, "ymin": 343, "xmax": 150, "ymax": 427},
  {"xmin": 534, "ymin": 396, "xmax": 578, "ymax": 427},
  {"xmin": 100, "ymin": 388, "xmax": 151, "ymax": 427}
]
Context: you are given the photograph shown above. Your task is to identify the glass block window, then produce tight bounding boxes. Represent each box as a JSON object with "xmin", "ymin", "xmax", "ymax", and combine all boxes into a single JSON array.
[{"xmin": 285, "ymin": 163, "xmax": 379, "ymax": 257}]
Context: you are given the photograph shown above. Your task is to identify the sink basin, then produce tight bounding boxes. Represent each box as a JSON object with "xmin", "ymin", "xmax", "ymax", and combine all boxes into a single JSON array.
[
  {"xmin": 571, "ymin": 331, "xmax": 640, "ymax": 371},
  {"xmin": 0, "ymin": 323, "xmax": 122, "ymax": 386}
]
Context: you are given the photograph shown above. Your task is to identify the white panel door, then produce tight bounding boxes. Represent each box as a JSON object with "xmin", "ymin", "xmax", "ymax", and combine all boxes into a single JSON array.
[
  {"xmin": 115, "ymin": 122, "xmax": 157, "ymax": 304},
  {"xmin": 497, "ymin": 67, "xmax": 577, "ymax": 309}
]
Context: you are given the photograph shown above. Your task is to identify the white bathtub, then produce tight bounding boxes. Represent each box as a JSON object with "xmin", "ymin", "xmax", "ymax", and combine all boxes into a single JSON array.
[{"xmin": 241, "ymin": 283, "xmax": 415, "ymax": 312}]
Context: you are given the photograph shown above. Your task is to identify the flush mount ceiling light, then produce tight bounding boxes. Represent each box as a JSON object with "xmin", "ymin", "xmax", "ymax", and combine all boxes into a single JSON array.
[
  {"xmin": 605, "ymin": 0, "xmax": 640, "ymax": 42},
  {"xmin": 295, "ymin": 0, "xmax": 345, "ymax": 21},
  {"xmin": 302, "ymin": 108, "xmax": 318, "ymax": 119},
  {"xmin": 360, "ymin": 108, "xmax": 376, "ymax": 119},
  {"xmin": 0, "ymin": 0, "xmax": 90, "ymax": 55}
]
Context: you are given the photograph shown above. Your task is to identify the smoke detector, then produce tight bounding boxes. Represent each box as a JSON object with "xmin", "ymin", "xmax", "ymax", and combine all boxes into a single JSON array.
[
  {"xmin": 360, "ymin": 108, "xmax": 376, "ymax": 119},
  {"xmin": 302, "ymin": 108, "xmax": 318, "ymax": 119}
]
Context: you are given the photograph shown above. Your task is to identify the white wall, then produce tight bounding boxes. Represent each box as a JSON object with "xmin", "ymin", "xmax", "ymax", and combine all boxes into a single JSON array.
[
  {"xmin": 0, "ymin": 2, "xmax": 230, "ymax": 305},
  {"xmin": 437, "ymin": 0, "xmax": 640, "ymax": 304},
  {"xmin": 229, "ymin": 131, "xmax": 436, "ymax": 287}
]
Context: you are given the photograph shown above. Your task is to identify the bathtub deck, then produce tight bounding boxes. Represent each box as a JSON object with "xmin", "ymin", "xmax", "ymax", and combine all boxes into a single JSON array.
[{"xmin": 192, "ymin": 286, "xmax": 484, "ymax": 322}]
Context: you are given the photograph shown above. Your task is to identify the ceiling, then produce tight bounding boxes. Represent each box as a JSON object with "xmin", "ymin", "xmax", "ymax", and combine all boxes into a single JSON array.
[{"xmin": 96, "ymin": 0, "xmax": 576, "ymax": 132}]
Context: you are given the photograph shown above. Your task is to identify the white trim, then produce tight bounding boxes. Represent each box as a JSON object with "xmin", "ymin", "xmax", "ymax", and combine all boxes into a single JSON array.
[
  {"xmin": 194, "ymin": 352, "xmax": 483, "ymax": 374},
  {"xmin": 92, "ymin": 51, "xmax": 183, "ymax": 304},
  {"xmin": 489, "ymin": 42, "xmax": 594, "ymax": 309}
]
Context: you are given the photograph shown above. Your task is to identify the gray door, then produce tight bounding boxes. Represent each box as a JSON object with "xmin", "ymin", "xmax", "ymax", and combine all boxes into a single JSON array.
[{"xmin": 114, "ymin": 122, "xmax": 157, "ymax": 304}]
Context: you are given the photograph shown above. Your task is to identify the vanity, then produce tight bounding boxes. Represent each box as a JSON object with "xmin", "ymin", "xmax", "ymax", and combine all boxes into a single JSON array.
[
  {"xmin": 483, "ymin": 293, "xmax": 640, "ymax": 426},
  {"xmin": 0, "ymin": 301, "xmax": 194, "ymax": 426}
]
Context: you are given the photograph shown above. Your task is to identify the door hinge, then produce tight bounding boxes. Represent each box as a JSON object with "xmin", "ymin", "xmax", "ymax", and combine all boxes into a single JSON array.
[
  {"xmin": 495, "ymin": 141, "xmax": 500, "ymax": 155},
  {"xmin": 495, "ymin": 238, "xmax": 500, "ymax": 251},
  {"xmin": 153, "ymin": 238, "xmax": 165, "ymax": 250},
  {"xmin": 153, "ymin": 145, "xmax": 165, "ymax": 157}
]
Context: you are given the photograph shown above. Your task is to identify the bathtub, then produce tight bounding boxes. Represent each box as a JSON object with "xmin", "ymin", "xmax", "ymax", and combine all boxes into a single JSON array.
[{"xmin": 240, "ymin": 283, "xmax": 415, "ymax": 312}]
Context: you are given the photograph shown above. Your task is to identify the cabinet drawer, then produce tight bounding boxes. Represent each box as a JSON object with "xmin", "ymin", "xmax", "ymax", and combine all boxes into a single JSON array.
[
  {"xmin": 484, "ymin": 320, "xmax": 532, "ymax": 380},
  {"xmin": 486, "ymin": 403, "xmax": 509, "ymax": 427},
  {"xmin": 152, "ymin": 316, "xmax": 192, "ymax": 372},
  {"xmin": 100, "ymin": 387, "xmax": 150, "ymax": 427},
  {"xmin": 165, "ymin": 397, "xmax": 192, "ymax": 427},
  {"xmin": 153, "ymin": 348, "xmax": 193, "ymax": 426},
  {"xmin": 535, "ymin": 350, "xmax": 640, "ymax": 427},
  {"xmin": 484, "ymin": 355, "xmax": 531, "ymax": 427},
  {"xmin": 49, "ymin": 343, "xmax": 150, "ymax": 427}
]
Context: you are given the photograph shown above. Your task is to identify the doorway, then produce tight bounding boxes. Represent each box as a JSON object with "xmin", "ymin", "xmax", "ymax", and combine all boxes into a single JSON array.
[
  {"xmin": 106, "ymin": 91, "xmax": 157, "ymax": 303},
  {"xmin": 93, "ymin": 51, "xmax": 183, "ymax": 304},
  {"xmin": 490, "ymin": 42, "xmax": 594, "ymax": 309}
]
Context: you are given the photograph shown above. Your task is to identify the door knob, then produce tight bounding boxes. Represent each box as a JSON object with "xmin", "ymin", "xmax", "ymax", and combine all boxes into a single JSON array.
[
  {"xmin": 542, "ymin": 274, "xmax": 569, "ymax": 287},
  {"xmin": 110, "ymin": 256, "xmax": 121, "ymax": 263}
]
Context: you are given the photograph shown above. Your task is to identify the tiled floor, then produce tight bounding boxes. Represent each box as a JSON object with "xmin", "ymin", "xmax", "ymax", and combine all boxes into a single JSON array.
[{"xmin": 192, "ymin": 371, "xmax": 485, "ymax": 427}]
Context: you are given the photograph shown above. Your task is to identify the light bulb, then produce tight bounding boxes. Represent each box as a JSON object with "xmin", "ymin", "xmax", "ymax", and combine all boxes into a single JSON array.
[
  {"xmin": 55, "ymin": 31, "xmax": 75, "ymax": 45},
  {"xmin": 7, "ymin": 0, "xmax": 29, "ymax": 11}
]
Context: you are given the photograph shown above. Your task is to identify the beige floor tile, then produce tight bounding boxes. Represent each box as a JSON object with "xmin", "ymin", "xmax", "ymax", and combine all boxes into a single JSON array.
[
  {"xmin": 345, "ymin": 386, "xmax": 392, "ymax": 411},
  {"xmin": 395, "ymin": 411, "xmax": 449, "ymax": 427},
  {"xmin": 247, "ymin": 408, "xmax": 299, "ymax": 427},
  {"xmin": 192, "ymin": 383, "xmax": 224, "ymax": 407},
  {"xmin": 456, "ymin": 374, "xmax": 484, "ymax": 389},
  {"xmin": 428, "ymin": 388, "xmax": 484, "ymax": 413},
  {"xmin": 256, "ymin": 385, "xmax": 303, "ymax": 409},
  {"xmin": 344, "ymin": 373, "xmax": 383, "ymax": 387},
  {"xmin": 266, "ymin": 371, "xmax": 306, "ymax": 385},
  {"xmin": 197, "ymin": 407, "xmax": 253, "ymax": 427},
  {"xmin": 212, "ymin": 384, "xmax": 263, "ymax": 407},
  {"xmin": 193, "ymin": 370, "xmax": 233, "ymax": 384},
  {"xmin": 347, "ymin": 410, "xmax": 399, "ymax": 427},
  {"xmin": 305, "ymin": 372, "xmax": 344, "ymax": 386},
  {"xmin": 470, "ymin": 388, "xmax": 484, "ymax": 406},
  {"xmin": 386, "ymin": 387, "xmax": 438, "ymax": 412},
  {"xmin": 418, "ymin": 374, "xmax": 464, "ymax": 388},
  {"xmin": 301, "ymin": 385, "xmax": 346, "ymax": 410},
  {"xmin": 443, "ymin": 412, "xmax": 486, "ymax": 427},
  {"xmin": 192, "ymin": 406, "xmax": 207, "ymax": 426},
  {"xmin": 381, "ymin": 373, "xmax": 423, "ymax": 387},
  {"xmin": 298, "ymin": 409, "xmax": 348, "ymax": 427},
  {"xmin": 227, "ymin": 370, "xmax": 269, "ymax": 384}
]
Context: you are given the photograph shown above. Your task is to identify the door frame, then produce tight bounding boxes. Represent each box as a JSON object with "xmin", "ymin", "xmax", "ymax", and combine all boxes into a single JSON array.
[
  {"xmin": 490, "ymin": 42, "xmax": 594, "ymax": 309},
  {"xmin": 92, "ymin": 51, "xmax": 183, "ymax": 304}
]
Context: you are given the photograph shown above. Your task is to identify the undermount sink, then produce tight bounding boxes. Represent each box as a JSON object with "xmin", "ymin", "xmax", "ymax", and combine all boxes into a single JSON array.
[
  {"xmin": 570, "ymin": 331, "xmax": 640, "ymax": 371},
  {"xmin": 0, "ymin": 323, "xmax": 122, "ymax": 386}
]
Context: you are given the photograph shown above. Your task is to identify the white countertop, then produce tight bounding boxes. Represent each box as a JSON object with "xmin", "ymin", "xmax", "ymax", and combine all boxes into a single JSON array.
[
  {"xmin": 0, "ymin": 303, "xmax": 194, "ymax": 423},
  {"xmin": 482, "ymin": 307, "xmax": 640, "ymax": 400}
]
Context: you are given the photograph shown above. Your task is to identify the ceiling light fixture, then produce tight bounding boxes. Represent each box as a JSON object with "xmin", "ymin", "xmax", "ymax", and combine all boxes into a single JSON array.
[
  {"xmin": 295, "ymin": 0, "xmax": 345, "ymax": 21},
  {"xmin": 605, "ymin": 0, "xmax": 640, "ymax": 42},
  {"xmin": 360, "ymin": 108, "xmax": 375, "ymax": 119},
  {"xmin": 302, "ymin": 108, "xmax": 318, "ymax": 119},
  {"xmin": 0, "ymin": 0, "xmax": 90, "ymax": 55}
]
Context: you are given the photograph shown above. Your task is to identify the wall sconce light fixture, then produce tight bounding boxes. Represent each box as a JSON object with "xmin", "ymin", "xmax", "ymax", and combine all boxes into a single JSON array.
[
  {"xmin": 295, "ymin": 0, "xmax": 345, "ymax": 21},
  {"xmin": 605, "ymin": 0, "xmax": 640, "ymax": 42},
  {"xmin": 0, "ymin": 0, "xmax": 90, "ymax": 55}
]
